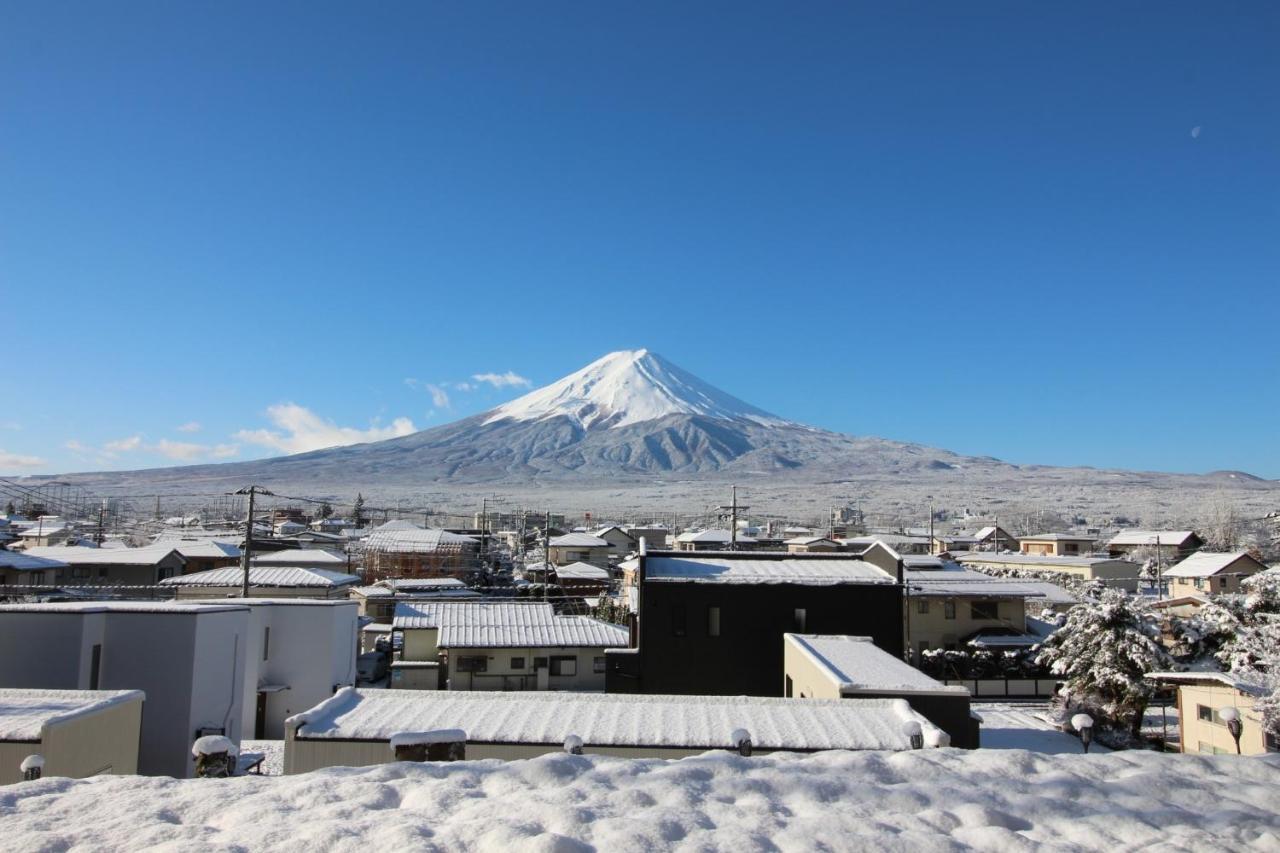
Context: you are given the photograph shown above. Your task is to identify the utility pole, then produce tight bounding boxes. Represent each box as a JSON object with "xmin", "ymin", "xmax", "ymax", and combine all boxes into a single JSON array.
[
  {"xmin": 716, "ymin": 486, "xmax": 748, "ymax": 552},
  {"xmin": 94, "ymin": 500, "xmax": 106, "ymax": 546},
  {"xmin": 1155, "ymin": 535, "xmax": 1163, "ymax": 601},
  {"xmin": 233, "ymin": 486, "xmax": 274, "ymax": 598},
  {"xmin": 928, "ymin": 501, "xmax": 934, "ymax": 554},
  {"xmin": 480, "ymin": 497, "xmax": 488, "ymax": 562},
  {"xmin": 543, "ymin": 508, "xmax": 552, "ymax": 604}
]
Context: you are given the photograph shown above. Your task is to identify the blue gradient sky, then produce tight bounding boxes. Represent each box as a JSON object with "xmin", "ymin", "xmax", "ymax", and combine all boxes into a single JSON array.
[{"xmin": 2, "ymin": 2, "xmax": 1277, "ymax": 476}]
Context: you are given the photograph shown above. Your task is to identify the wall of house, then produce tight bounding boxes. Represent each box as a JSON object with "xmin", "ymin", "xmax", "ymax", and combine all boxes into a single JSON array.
[
  {"xmin": 174, "ymin": 585, "xmax": 346, "ymax": 600},
  {"xmin": 548, "ymin": 546, "xmax": 610, "ymax": 568},
  {"xmin": 37, "ymin": 694, "xmax": 144, "ymax": 781},
  {"xmin": 444, "ymin": 645, "xmax": 609, "ymax": 692},
  {"xmin": 402, "ymin": 627, "xmax": 441, "ymax": 661},
  {"xmin": 622, "ymin": 580, "xmax": 903, "ymax": 697},
  {"xmin": 390, "ymin": 663, "xmax": 440, "ymax": 689},
  {"xmin": 0, "ymin": 612, "xmax": 90, "ymax": 687},
  {"xmin": 781, "ymin": 639, "xmax": 842, "ymax": 699},
  {"xmin": 1020, "ymin": 540, "xmax": 1092, "ymax": 557},
  {"xmin": 906, "ymin": 596, "xmax": 1027, "ymax": 655},
  {"xmin": 1177, "ymin": 683, "xmax": 1271, "ymax": 755}
]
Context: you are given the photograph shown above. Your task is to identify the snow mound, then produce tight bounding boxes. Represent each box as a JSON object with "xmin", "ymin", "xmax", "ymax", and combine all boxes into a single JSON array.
[
  {"xmin": 4, "ymin": 750, "xmax": 1279, "ymax": 851},
  {"xmin": 483, "ymin": 349, "xmax": 792, "ymax": 430}
]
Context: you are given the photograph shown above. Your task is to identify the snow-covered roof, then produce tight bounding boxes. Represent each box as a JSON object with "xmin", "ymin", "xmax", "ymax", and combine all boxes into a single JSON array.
[
  {"xmin": 376, "ymin": 578, "xmax": 468, "ymax": 592},
  {"xmin": 363, "ymin": 528, "xmax": 478, "ymax": 553},
  {"xmin": 549, "ymin": 533, "xmax": 610, "ymax": 548},
  {"xmin": 591, "ymin": 526, "xmax": 635, "ymax": 541},
  {"xmin": 1146, "ymin": 671, "xmax": 1270, "ymax": 697},
  {"xmin": 0, "ymin": 689, "xmax": 144, "ymax": 741},
  {"xmin": 23, "ymin": 545, "xmax": 183, "ymax": 566},
  {"xmin": 784, "ymin": 536, "xmax": 840, "ymax": 546},
  {"xmin": 152, "ymin": 539, "xmax": 242, "ymax": 560},
  {"xmin": 0, "ymin": 601, "xmax": 248, "ymax": 615},
  {"xmin": 675, "ymin": 529, "xmax": 757, "ymax": 544},
  {"xmin": 252, "ymin": 549, "xmax": 345, "ymax": 565},
  {"xmin": 903, "ymin": 568, "xmax": 1045, "ymax": 598},
  {"xmin": 0, "ymin": 551, "xmax": 69, "ymax": 570},
  {"xmin": 291, "ymin": 687, "xmax": 933, "ymax": 751},
  {"xmin": 786, "ymin": 635, "xmax": 964, "ymax": 696},
  {"xmin": 480, "ymin": 349, "xmax": 792, "ymax": 431},
  {"xmin": 554, "ymin": 561, "xmax": 611, "ymax": 580},
  {"xmin": 392, "ymin": 601, "xmax": 628, "ymax": 648},
  {"xmin": 644, "ymin": 555, "xmax": 894, "ymax": 586},
  {"xmin": 955, "ymin": 553, "xmax": 1130, "ymax": 569},
  {"xmin": 967, "ymin": 633, "xmax": 1044, "ymax": 649},
  {"xmin": 1107, "ymin": 530, "xmax": 1199, "ymax": 547},
  {"xmin": 1018, "ymin": 533, "xmax": 1096, "ymax": 542},
  {"xmin": 1163, "ymin": 551, "xmax": 1263, "ymax": 579},
  {"xmin": 160, "ymin": 567, "xmax": 360, "ymax": 588},
  {"xmin": 18, "ymin": 525, "xmax": 68, "ymax": 538}
]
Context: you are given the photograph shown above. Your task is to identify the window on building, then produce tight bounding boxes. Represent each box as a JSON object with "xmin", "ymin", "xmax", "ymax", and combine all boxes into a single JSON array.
[
  {"xmin": 89, "ymin": 644, "xmax": 102, "ymax": 690},
  {"xmin": 970, "ymin": 601, "xmax": 999, "ymax": 621},
  {"xmin": 510, "ymin": 657, "xmax": 525, "ymax": 670},
  {"xmin": 793, "ymin": 608, "xmax": 807, "ymax": 632},
  {"xmin": 263, "ymin": 627, "xmax": 270, "ymax": 661},
  {"xmin": 916, "ymin": 598, "xmax": 929, "ymax": 614},
  {"xmin": 593, "ymin": 656, "xmax": 606, "ymax": 674},
  {"xmin": 944, "ymin": 600, "xmax": 956, "ymax": 620},
  {"xmin": 1194, "ymin": 578, "xmax": 1205, "ymax": 590},
  {"xmin": 72, "ymin": 567, "xmax": 91, "ymax": 579},
  {"xmin": 672, "ymin": 604, "xmax": 687, "ymax": 637},
  {"xmin": 707, "ymin": 606, "xmax": 721, "ymax": 637},
  {"xmin": 1064, "ymin": 543, "xmax": 1079, "ymax": 554},
  {"xmin": 550, "ymin": 656, "xmax": 577, "ymax": 676},
  {"xmin": 533, "ymin": 656, "xmax": 548, "ymax": 669},
  {"xmin": 1197, "ymin": 704, "xmax": 1214, "ymax": 723},
  {"xmin": 455, "ymin": 656, "xmax": 487, "ymax": 673}
]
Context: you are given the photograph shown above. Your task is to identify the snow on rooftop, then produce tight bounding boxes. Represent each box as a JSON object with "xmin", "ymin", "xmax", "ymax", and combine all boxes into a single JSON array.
[
  {"xmin": 1107, "ymin": 530, "xmax": 1199, "ymax": 547},
  {"xmin": 549, "ymin": 533, "xmax": 610, "ymax": 548},
  {"xmin": 159, "ymin": 566, "xmax": 360, "ymax": 588},
  {"xmin": 378, "ymin": 577, "xmax": 468, "ymax": 591},
  {"xmin": 24, "ymin": 544, "xmax": 182, "ymax": 566},
  {"xmin": 1018, "ymin": 533, "xmax": 1096, "ymax": 542},
  {"xmin": 786, "ymin": 635, "xmax": 964, "ymax": 695},
  {"xmin": 553, "ymin": 561, "xmax": 611, "ymax": 580},
  {"xmin": 291, "ymin": 688, "xmax": 931, "ymax": 751},
  {"xmin": 252, "ymin": 549, "xmax": 345, "ymax": 565},
  {"xmin": 0, "ymin": 601, "xmax": 248, "ymax": 614},
  {"xmin": 0, "ymin": 688, "xmax": 144, "ymax": 741},
  {"xmin": 904, "ymin": 567, "xmax": 1046, "ymax": 598},
  {"xmin": 391, "ymin": 601, "xmax": 628, "ymax": 648},
  {"xmin": 1146, "ymin": 671, "xmax": 1271, "ymax": 696},
  {"xmin": 674, "ymin": 529, "xmax": 758, "ymax": 544},
  {"xmin": 6, "ymin": 748, "xmax": 1279, "ymax": 850},
  {"xmin": 0, "ymin": 551, "xmax": 69, "ymax": 570},
  {"xmin": 955, "ymin": 553, "xmax": 1130, "ymax": 568},
  {"xmin": 151, "ymin": 539, "xmax": 241, "ymax": 559},
  {"xmin": 1163, "ymin": 551, "xmax": 1260, "ymax": 578},
  {"xmin": 482, "ymin": 349, "xmax": 792, "ymax": 431},
  {"xmin": 644, "ymin": 554, "xmax": 893, "ymax": 586},
  {"xmin": 363, "ymin": 528, "xmax": 478, "ymax": 553}
]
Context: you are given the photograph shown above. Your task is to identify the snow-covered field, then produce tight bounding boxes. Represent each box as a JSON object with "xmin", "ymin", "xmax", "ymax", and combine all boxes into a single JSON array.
[
  {"xmin": 974, "ymin": 702, "xmax": 1111, "ymax": 754},
  {"xmin": 5, "ymin": 749, "xmax": 1279, "ymax": 851}
]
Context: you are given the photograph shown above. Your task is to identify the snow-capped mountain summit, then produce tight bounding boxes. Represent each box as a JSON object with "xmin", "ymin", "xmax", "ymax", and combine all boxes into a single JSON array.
[{"xmin": 484, "ymin": 349, "xmax": 790, "ymax": 430}]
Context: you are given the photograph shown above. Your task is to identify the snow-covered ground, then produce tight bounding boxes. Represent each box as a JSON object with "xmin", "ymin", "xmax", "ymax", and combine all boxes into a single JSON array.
[
  {"xmin": 239, "ymin": 740, "xmax": 284, "ymax": 776},
  {"xmin": 974, "ymin": 702, "xmax": 1111, "ymax": 754},
  {"xmin": 4, "ymin": 749, "xmax": 1278, "ymax": 851}
]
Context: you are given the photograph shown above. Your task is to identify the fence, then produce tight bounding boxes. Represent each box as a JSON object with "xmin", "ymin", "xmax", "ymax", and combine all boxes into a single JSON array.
[{"xmin": 944, "ymin": 678, "xmax": 1060, "ymax": 699}]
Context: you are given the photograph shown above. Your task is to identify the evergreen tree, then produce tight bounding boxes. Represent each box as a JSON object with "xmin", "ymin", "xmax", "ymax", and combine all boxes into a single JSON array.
[
  {"xmin": 4, "ymin": 501, "xmax": 14, "ymax": 516},
  {"xmin": 1036, "ymin": 589, "xmax": 1171, "ymax": 736},
  {"xmin": 352, "ymin": 494, "xmax": 365, "ymax": 527},
  {"xmin": 318, "ymin": 502, "xmax": 334, "ymax": 519}
]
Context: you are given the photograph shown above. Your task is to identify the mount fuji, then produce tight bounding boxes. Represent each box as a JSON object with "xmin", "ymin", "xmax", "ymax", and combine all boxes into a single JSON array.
[{"xmin": 29, "ymin": 349, "xmax": 1277, "ymax": 518}]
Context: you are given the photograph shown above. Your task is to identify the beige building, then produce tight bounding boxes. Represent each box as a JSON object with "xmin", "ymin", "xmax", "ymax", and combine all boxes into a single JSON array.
[
  {"xmin": 1148, "ymin": 672, "xmax": 1278, "ymax": 755},
  {"xmin": 1106, "ymin": 530, "xmax": 1204, "ymax": 561},
  {"xmin": 0, "ymin": 551, "xmax": 71, "ymax": 587},
  {"xmin": 591, "ymin": 526, "xmax": 638, "ymax": 559},
  {"xmin": 547, "ymin": 533, "xmax": 612, "ymax": 568},
  {"xmin": 971, "ymin": 526, "xmax": 1017, "ymax": 552},
  {"xmin": 1163, "ymin": 552, "xmax": 1268, "ymax": 597},
  {"xmin": 22, "ymin": 545, "xmax": 187, "ymax": 585},
  {"xmin": 1018, "ymin": 533, "xmax": 1096, "ymax": 557},
  {"xmin": 0, "ymin": 689, "xmax": 144, "ymax": 784},
  {"xmin": 955, "ymin": 553, "xmax": 1140, "ymax": 591},
  {"xmin": 284, "ymin": 688, "xmax": 940, "ymax": 774},
  {"xmin": 784, "ymin": 536, "xmax": 842, "ymax": 554},
  {"xmin": 392, "ymin": 600, "xmax": 628, "ymax": 692}
]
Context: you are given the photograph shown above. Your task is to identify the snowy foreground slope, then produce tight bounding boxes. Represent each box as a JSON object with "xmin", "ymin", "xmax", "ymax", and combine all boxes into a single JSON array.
[{"xmin": 5, "ymin": 750, "xmax": 1280, "ymax": 852}]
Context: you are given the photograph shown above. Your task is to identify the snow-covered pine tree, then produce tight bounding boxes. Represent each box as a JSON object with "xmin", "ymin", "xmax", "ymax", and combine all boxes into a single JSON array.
[{"xmin": 1036, "ymin": 588, "xmax": 1171, "ymax": 736}]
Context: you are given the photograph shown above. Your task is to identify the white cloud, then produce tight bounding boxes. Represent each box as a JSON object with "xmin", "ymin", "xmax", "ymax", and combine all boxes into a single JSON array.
[
  {"xmin": 104, "ymin": 435, "xmax": 143, "ymax": 453},
  {"xmin": 234, "ymin": 403, "xmax": 416, "ymax": 455},
  {"xmin": 453, "ymin": 381, "xmax": 475, "ymax": 392},
  {"xmin": 1190, "ymin": 126, "xmax": 1202, "ymax": 139},
  {"xmin": 65, "ymin": 439, "xmax": 89, "ymax": 453},
  {"xmin": 211, "ymin": 443, "xmax": 240, "ymax": 459},
  {"xmin": 176, "ymin": 421, "xmax": 202, "ymax": 433},
  {"xmin": 472, "ymin": 371, "xmax": 532, "ymax": 389},
  {"xmin": 151, "ymin": 439, "xmax": 241, "ymax": 461},
  {"xmin": 0, "ymin": 450, "xmax": 45, "ymax": 469},
  {"xmin": 425, "ymin": 384, "xmax": 451, "ymax": 409}
]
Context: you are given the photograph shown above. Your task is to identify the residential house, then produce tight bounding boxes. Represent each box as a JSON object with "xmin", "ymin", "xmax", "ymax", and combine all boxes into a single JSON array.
[
  {"xmin": 283, "ymin": 688, "xmax": 940, "ymax": 773},
  {"xmin": 955, "ymin": 552, "xmax": 1141, "ymax": 591},
  {"xmin": 606, "ymin": 548, "xmax": 903, "ymax": 697},
  {"xmin": 0, "ymin": 689, "xmax": 144, "ymax": 784},
  {"xmin": 841, "ymin": 534, "xmax": 932, "ymax": 555},
  {"xmin": 931, "ymin": 535, "xmax": 978, "ymax": 555},
  {"xmin": 0, "ymin": 601, "xmax": 249, "ymax": 777},
  {"xmin": 1106, "ymin": 530, "xmax": 1204, "ymax": 561},
  {"xmin": 161, "ymin": 566, "xmax": 360, "ymax": 600},
  {"xmin": 23, "ymin": 545, "xmax": 187, "ymax": 585},
  {"xmin": 673, "ymin": 529, "xmax": 757, "ymax": 551},
  {"xmin": 348, "ymin": 577, "xmax": 480, "ymax": 623},
  {"xmin": 785, "ymin": 536, "xmax": 843, "ymax": 554},
  {"xmin": 1018, "ymin": 533, "xmax": 1097, "ymax": 557},
  {"xmin": 1147, "ymin": 671, "xmax": 1279, "ymax": 755},
  {"xmin": 782, "ymin": 634, "xmax": 978, "ymax": 748},
  {"xmin": 0, "ymin": 551, "xmax": 71, "ymax": 588},
  {"xmin": 391, "ymin": 600, "xmax": 628, "ymax": 692},
  {"xmin": 16, "ymin": 524, "xmax": 75, "ymax": 549},
  {"xmin": 623, "ymin": 526, "xmax": 669, "ymax": 550},
  {"xmin": 552, "ymin": 561, "xmax": 612, "ymax": 596},
  {"xmin": 153, "ymin": 537, "xmax": 242, "ymax": 574},
  {"xmin": 253, "ymin": 548, "xmax": 349, "ymax": 572},
  {"xmin": 591, "ymin": 526, "xmax": 638, "ymax": 559},
  {"xmin": 971, "ymin": 526, "xmax": 1017, "ymax": 552},
  {"xmin": 547, "ymin": 533, "xmax": 612, "ymax": 568},
  {"xmin": 1163, "ymin": 551, "xmax": 1268, "ymax": 597},
  {"xmin": 273, "ymin": 519, "xmax": 308, "ymax": 537}
]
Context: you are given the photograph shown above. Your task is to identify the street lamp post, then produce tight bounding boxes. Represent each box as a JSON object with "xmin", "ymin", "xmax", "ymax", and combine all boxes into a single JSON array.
[
  {"xmin": 1072, "ymin": 713, "xmax": 1095, "ymax": 753},
  {"xmin": 1220, "ymin": 707, "xmax": 1243, "ymax": 754}
]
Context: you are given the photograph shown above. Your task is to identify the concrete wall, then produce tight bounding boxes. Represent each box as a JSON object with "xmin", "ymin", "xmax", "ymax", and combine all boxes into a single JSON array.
[
  {"xmin": 0, "ymin": 693, "xmax": 146, "ymax": 783},
  {"xmin": 402, "ymin": 627, "xmax": 441, "ymax": 661},
  {"xmin": 1177, "ymin": 683, "xmax": 1271, "ymax": 755},
  {"xmin": 390, "ymin": 663, "xmax": 440, "ymax": 690}
]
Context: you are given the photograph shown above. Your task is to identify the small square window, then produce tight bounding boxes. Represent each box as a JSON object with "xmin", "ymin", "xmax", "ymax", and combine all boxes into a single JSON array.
[
  {"xmin": 793, "ymin": 608, "xmax": 807, "ymax": 632},
  {"xmin": 1197, "ymin": 704, "xmax": 1214, "ymax": 723},
  {"xmin": 511, "ymin": 657, "xmax": 525, "ymax": 670},
  {"xmin": 707, "ymin": 606, "xmax": 721, "ymax": 637},
  {"xmin": 916, "ymin": 599, "xmax": 929, "ymax": 614},
  {"xmin": 970, "ymin": 601, "xmax": 999, "ymax": 621},
  {"xmin": 593, "ymin": 656, "xmax": 605, "ymax": 674},
  {"xmin": 944, "ymin": 600, "xmax": 956, "ymax": 620},
  {"xmin": 550, "ymin": 656, "xmax": 577, "ymax": 677}
]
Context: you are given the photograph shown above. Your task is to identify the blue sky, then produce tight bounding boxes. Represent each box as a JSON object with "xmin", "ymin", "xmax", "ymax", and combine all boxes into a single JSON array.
[{"xmin": 1, "ymin": 2, "xmax": 1276, "ymax": 477}]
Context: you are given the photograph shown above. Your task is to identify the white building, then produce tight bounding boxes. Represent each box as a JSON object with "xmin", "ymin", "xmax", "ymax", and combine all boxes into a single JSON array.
[
  {"xmin": 161, "ymin": 566, "xmax": 360, "ymax": 599},
  {"xmin": 0, "ymin": 601, "xmax": 249, "ymax": 777}
]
